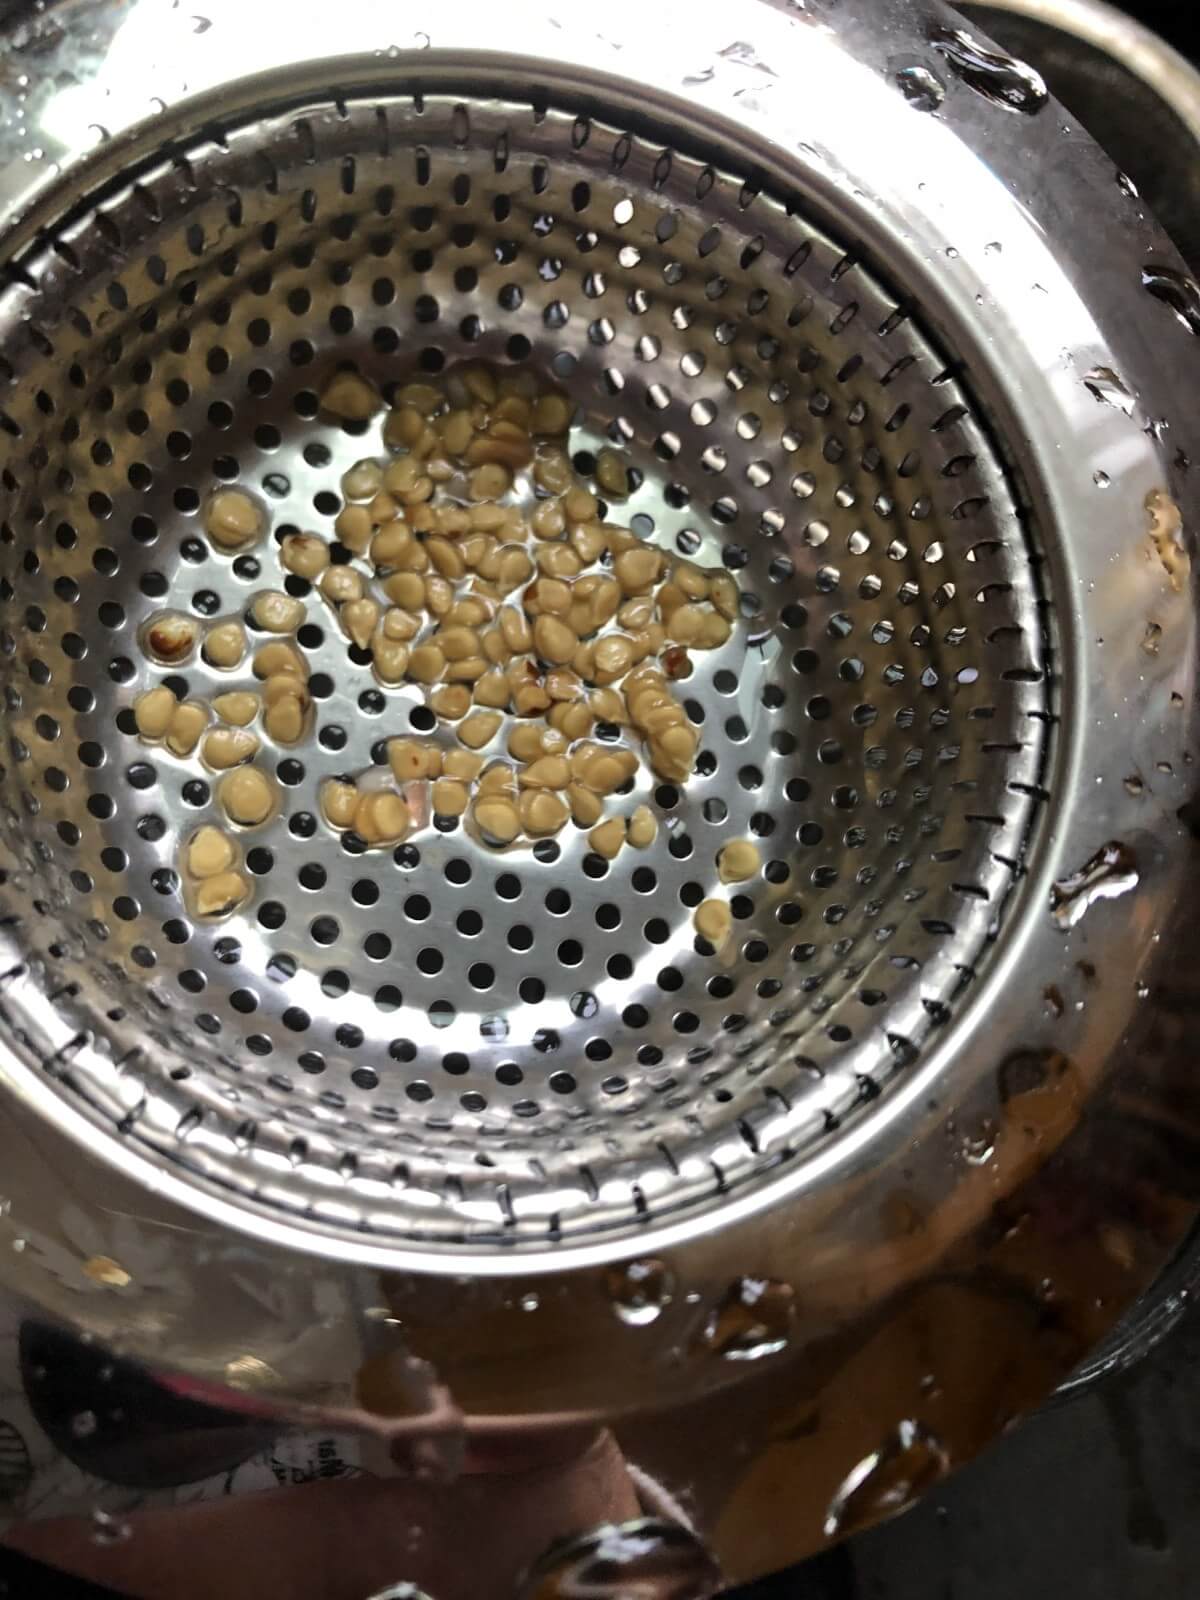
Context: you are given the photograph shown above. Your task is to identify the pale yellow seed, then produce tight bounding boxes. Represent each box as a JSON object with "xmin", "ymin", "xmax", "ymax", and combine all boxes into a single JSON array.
[
  {"xmin": 382, "ymin": 456, "xmax": 423, "ymax": 497},
  {"xmin": 186, "ymin": 824, "xmax": 236, "ymax": 879},
  {"xmin": 205, "ymin": 488, "xmax": 264, "ymax": 551},
  {"xmin": 321, "ymin": 566, "xmax": 366, "ymax": 606},
  {"xmin": 383, "ymin": 406, "xmax": 425, "ymax": 449},
  {"xmin": 370, "ymin": 524, "xmax": 414, "ymax": 568},
  {"xmin": 338, "ymin": 598, "xmax": 378, "ymax": 650},
  {"xmin": 473, "ymin": 669, "xmax": 511, "ymax": 709},
  {"xmin": 499, "ymin": 606, "xmax": 533, "ymax": 653},
  {"xmin": 588, "ymin": 578, "xmax": 622, "ymax": 629},
  {"xmin": 194, "ymin": 870, "xmax": 251, "ymax": 919},
  {"xmin": 202, "ymin": 727, "xmax": 259, "ymax": 770},
  {"xmin": 589, "ymin": 816, "xmax": 627, "ymax": 859},
  {"xmin": 696, "ymin": 612, "xmax": 732, "ymax": 650},
  {"xmin": 656, "ymin": 582, "xmax": 686, "ymax": 619},
  {"xmin": 398, "ymin": 380, "xmax": 445, "ymax": 415},
  {"xmin": 430, "ymin": 683, "xmax": 472, "ymax": 721},
  {"xmin": 446, "ymin": 596, "xmax": 493, "ymax": 628},
  {"xmin": 462, "ymin": 533, "xmax": 496, "ymax": 571},
  {"xmin": 533, "ymin": 614, "xmax": 577, "ymax": 665},
  {"xmin": 628, "ymin": 804, "xmax": 658, "ymax": 849},
  {"xmin": 341, "ymin": 458, "xmax": 384, "ymax": 501},
  {"xmin": 595, "ymin": 448, "xmax": 631, "ymax": 500},
  {"xmin": 545, "ymin": 668, "xmax": 583, "ymax": 702},
  {"xmin": 321, "ymin": 371, "xmax": 380, "ymax": 421},
  {"xmin": 694, "ymin": 898, "xmax": 732, "ymax": 948},
  {"xmin": 260, "ymin": 673, "xmax": 303, "ymax": 708},
  {"xmin": 650, "ymin": 723, "xmax": 699, "ymax": 781},
  {"xmin": 631, "ymin": 622, "xmax": 666, "ymax": 661},
  {"xmin": 133, "ymin": 685, "xmax": 176, "ymax": 741},
  {"xmin": 531, "ymin": 499, "xmax": 567, "ymax": 541},
  {"xmin": 570, "ymin": 521, "xmax": 607, "ymax": 565},
  {"xmin": 590, "ymin": 687, "xmax": 628, "ymax": 724},
  {"xmin": 535, "ymin": 451, "xmax": 574, "ymax": 496},
  {"xmin": 482, "ymin": 628, "xmax": 510, "ymax": 665},
  {"xmin": 520, "ymin": 755, "xmax": 571, "ymax": 790},
  {"xmin": 280, "ymin": 533, "xmax": 330, "ymax": 580},
  {"xmin": 165, "ymin": 701, "xmax": 209, "ymax": 757},
  {"xmin": 381, "ymin": 607, "xmax": 421, "ymax": 642},
  {"xmin": 710, "ymin": 573, "xmax": 739, "ymax": 620},
  {"xmin": 535, "ymin": 543, "xmax": 583, "ymax": 580},
  {"xmin": 473, "ymin": 795, "xmax": 521, "ymax": 845},
  {"xmin": 718, "ymin": 839, "xmax": 761, "ymax": 884},
  {"xmin": 251, "ymin": 590, "xmax": 305, "ymax": 634},
  {"xmin": 466, "ymin": 423, "xmax": 532, "ymax": 472},
  {"xmin": 334, "ymin": 504, "xmax": 373, "ymax": 555},
  {"xmin": 469, "ymin": 502, "xmax": 511, "ymax": 534},
  {"xmin": 355, "ymin": 790, "xmax": 412, "ymax": 845},
  {"xmin": 432, "ymin": 777, "xmax": 470, "ymax": 817},
  {"xmin": 549, "ymin": 699, "xmax": 594, "ymax": 741},
  {"xmin": 674, "ymin": 562, "xmax": 711, "ymax": 601},
  {"xmin": 440, "ymin": 408, "xmax": 475, "ymax": 457},
  {"xmin": 435, "ymin": 502, "xmax": 469, "ymax": 534},
  {"xmin": 382, "ymin": 571, "xmax": 426, "ymax": 610},
  {"xmin": 523, "ymin": 577, "xmax": 572, "ymax": 618},
  {"xmin": 460, "ymin": 366, "xmax": 498, "ymax": 406},
  {"xmin": 618, "ymin": 597, "xmax": 656, "ymax": 631},
  {"xmin": 494, "ymin": 546, "xmax": 534, "ymax": 594},
  {"xmin": 427, "ymin": 537, "xmax": 465, "ymax": 579},
  {"xmin": 438, "ymin": 625, "xmax": 482, "ymax": 662},
  {"xmin": 263, "ymin": 691, "xmax": 308, "ymax": 745},
  {"xmin": 592, "ymin": 634, "xmax": 636, "ymax": 684},
  {"xmin": 532, "ymin": 392, "xmax": 572, "ymax": 434},
  {"xmin": 388, "ymin": 738, "xmax": 441, "ymax": 782},
  {"xmin": 321, "ymin": 779, "xmax": 359, "ymax": 829},
  {"xmin": 424, "ymin": 575, "xmax": 454, "ymax": 617},
  {"xmin": 477, "ymin": 762, "xmax": 518, "ymax": 797},
  {"xmin": 218, "ymin": 765, "xmax": 276, "ymax": 827},
  {"xmin": 446, "ymin": 654, "xmax": 488, "ymax": 682},
  {"xmin": 459, "ymin": 711, "xmax": 502, "ymax": 750},
  {"xmin": 201, "ymin": 620, "xmax": 247, "ymax": 670},
  {"xmin": 441, "ymin": 750, "xmax": 482, "ymax": 782},
  {"xmin": 563, "ymin": 486, "xmax": 599, "ymax": 524},
  {"xmin": 520, "ymin": 789, "xmax": 569, "ymax": 838},
  {"xmin": 493, "ymin": 395, "xmax": 533, "ymax": 428},
  {"xmin": 667, "ymin": 603, "xmax": 707, "ymax": 645},
  {"xmin": 605, "ymin": 526, "xmax": 639, "ymax": 555},
  {"xmin": 408, "ymin": 643, "xmax": 446, "ymax": 684},
  {"xmin": 614, "ymin": 547, "xmax": 662, "ymax": 595},
  {"xmin": 567, "ymin": 783, "xmax": 604, "ymax": 827},
  {"xmin": 212, "ymin": 691, "xmax": 259, "ymax": 727},
  {"xmin": 468, "ymin": 462, "xmax": 511, "ymax": 501}
]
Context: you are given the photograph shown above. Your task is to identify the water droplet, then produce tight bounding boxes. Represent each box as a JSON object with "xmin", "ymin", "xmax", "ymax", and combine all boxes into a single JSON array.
[
  {"xmin": 1083, "ymin": 366, "xmax": 1136, "ymax": 416},
  {"xmin": 71, "ymin": 1410, "xmax": 98, "ymax": 1439},
  {"xmin": 824, "ymin": 1420, "xmax": 950, "ymax": 1537},
  {"xmin": 606, "ymin": 1259, "xmax": 674, "ymax": 1326},
  {"xmin": 11, "ymin": 1238, "xmax": 26, "ymax": 1254},
  {"xmin": 997, "ymin": 1048, "xmax": 1083, "ymax": 1143},
  {"xmin": 984, "ymin": 240, "xmax": 1002, "ymax": 255},
  {"xmin": 699, "ymin": 1276, "xmax": 794, "ymax": 1360},
  {"xmin": 1124, "ymin": 773, "xmax": 1145, "ymax": 797},
  {"xmin": 1093, "ymin": 469, "xmax": 1110, "ymax": 488},
  {"xmin": 1043, "ymin": 984, "xmax": 1064, "ymax": 1019},
  {"xmin": 521, "ymin": 1518, "xmax": 721, "ymax": 1600},
  {"xmin": 719, "ymin": 40, "xmax": 778, "ymax": 76},
  {"xmin": 91, "ymin": 1509, "xmax": 132, "ymax": 1546},
  {"xmin": 895, "ymin": 65, "xmax": 945, "ymax": 111},
  {"xmin": 930, "ymin": 26, "xmax": 1047, "ymax": 114},
  {"xmin": 945, "ymin": 246, "xmax": 959, "ymax": 260},
  {"xmin": 189, "ymin": 13, "xmax": 211, "ymax": 31},
  {"xmin": 682, "ymin": 66, "xmax": 716, "ymax": 86},
  {"xmin": 1142, "ymin": 263, "xmax": 1200, "ymax": 336},
  {"xmin": 961, "ymin": 1118, "xmax": 996, "ymax": 1166},
  {"xmin": 1117, "ymin": 169, "xmax": 1140, "ymax": 198},
  {"xmin": 413, "ymin": 30, "xmax": 431, "ymax": 48},
  {"xmin": 519, "ymin": 1291, "xmax": 540, "ymax": 1313},
  {"xmin": 1050, "ymin": 841, "xmax": 1138, "ymax": 929},
  {"xmin": 1135, "ymin": 980, "xmax": 1150, "ymax": 1000}
]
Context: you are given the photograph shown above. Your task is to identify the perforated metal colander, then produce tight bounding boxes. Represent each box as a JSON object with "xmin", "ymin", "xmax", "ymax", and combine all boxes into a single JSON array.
[{"xmin": 0, "ymin": 0, "xmax": 1197, "ymax": 1581}]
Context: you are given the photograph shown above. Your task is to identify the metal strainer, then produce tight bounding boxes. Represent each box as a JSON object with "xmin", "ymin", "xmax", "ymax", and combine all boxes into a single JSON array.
[{"xmin": 0, "ymin": 0, "xmax": 1197, "ymax": 1585}]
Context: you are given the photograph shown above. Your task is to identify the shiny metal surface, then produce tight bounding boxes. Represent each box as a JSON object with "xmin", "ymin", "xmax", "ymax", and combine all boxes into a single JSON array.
[
  {"xmin": 966, "ymin": 0, "xmax": 1200, "ymax": 269},
  {"xmin": 0, "ymin": 0, "xmax": 1193, "ymax": 1590}
]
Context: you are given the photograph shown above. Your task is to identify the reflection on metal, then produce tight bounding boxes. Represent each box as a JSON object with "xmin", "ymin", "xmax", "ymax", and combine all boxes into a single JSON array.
[{"xmin": 0, "ymin": 0, "xmax": 1191, "ymax": 1590}]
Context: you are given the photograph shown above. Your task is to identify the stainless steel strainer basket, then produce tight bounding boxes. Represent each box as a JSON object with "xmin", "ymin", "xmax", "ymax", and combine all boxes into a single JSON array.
[{"xmin": 0, "ymin": 0, "xmax": 1197, "ymax": 1589}]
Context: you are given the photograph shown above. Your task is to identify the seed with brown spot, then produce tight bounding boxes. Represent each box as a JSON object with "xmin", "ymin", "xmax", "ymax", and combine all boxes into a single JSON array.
[
  {"xmin": 388, "ymin": 739, "xmax": 441, "ymax": 782},
  {"xmin": 142, "ymin": 611, "xmax": 198, "ymax": 665},
  {"xmin": 218, "ymin": 766, "xmax": 276, "ymax": 828},
  {"xmin": 694, "ymin": 898, "xmax": 731, "ymax": 948},
  {"xmin": 186, "ymin": 825, "xmax": 236, "ymax": 880}
]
